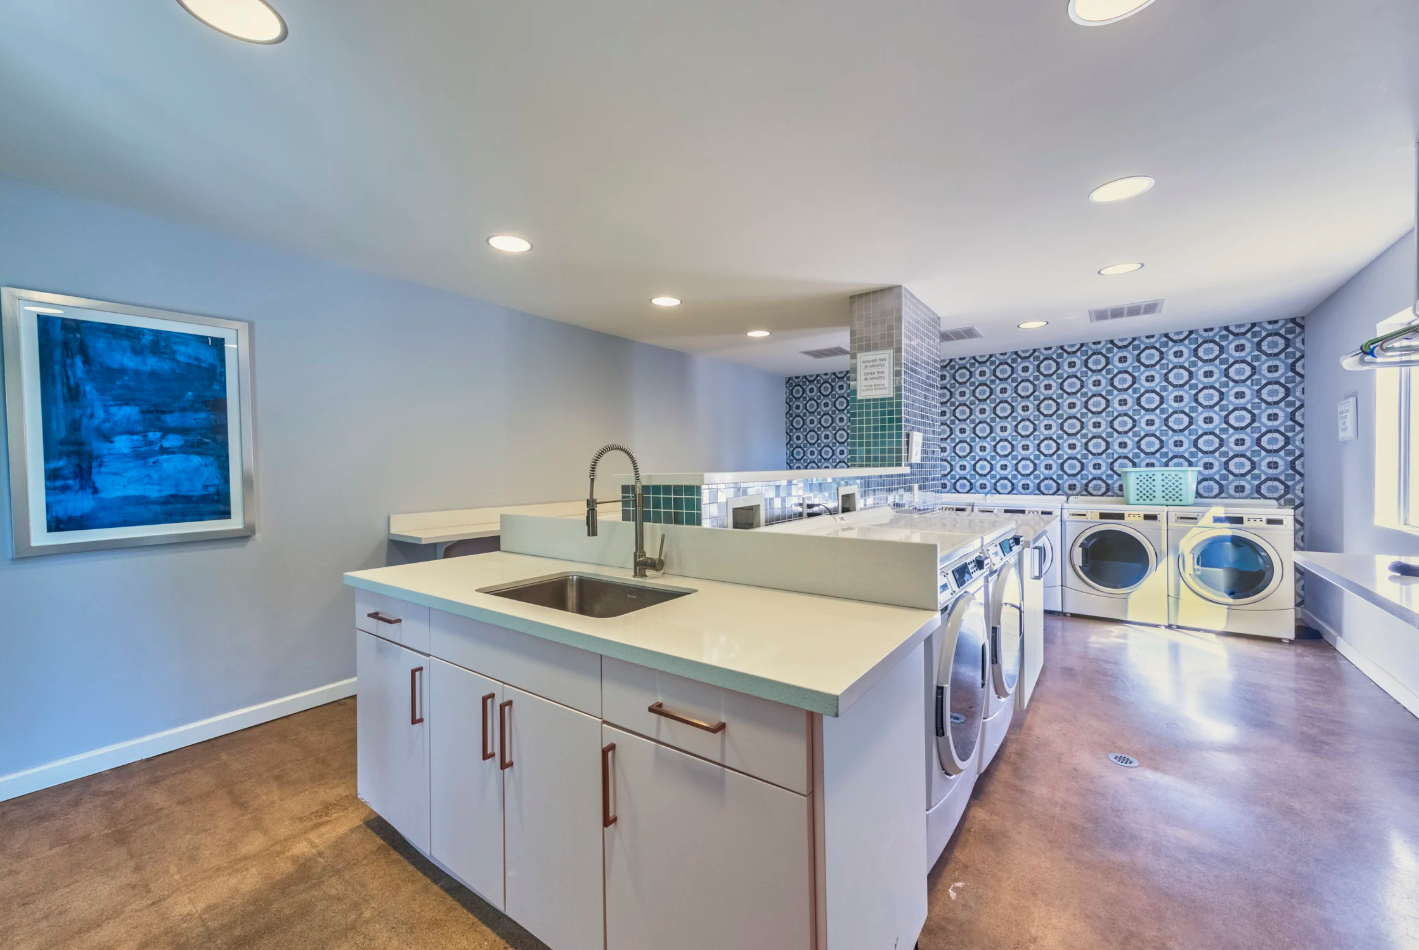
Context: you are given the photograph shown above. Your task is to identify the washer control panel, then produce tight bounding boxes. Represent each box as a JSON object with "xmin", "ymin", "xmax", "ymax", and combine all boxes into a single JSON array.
[
  {"xmin": 1173, "ymin": 512, "xmax": 1291, "ymax": 528},
  {"xmin": 1067, "ymin": 510, "xmax": 1159, "ymax": 522},
  {"xmin": 938, "ymin": 553, "xmax": 986, "ymax": 608}
]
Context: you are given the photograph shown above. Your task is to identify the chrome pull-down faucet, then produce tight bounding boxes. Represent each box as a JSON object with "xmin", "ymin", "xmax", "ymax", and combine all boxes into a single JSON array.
[{"xmin": 586, "ymin": 443, "xmax": 664, "ymax": 578}]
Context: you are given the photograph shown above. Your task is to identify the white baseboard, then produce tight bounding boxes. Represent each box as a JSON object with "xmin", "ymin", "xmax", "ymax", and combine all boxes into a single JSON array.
[
  {"xmin": 1300, "ymin": 608, "xmax": 1419, "ymax": 720},
  {"xmin": 0, "ymin": 677, "xmax": 357, "ymax": 804}
]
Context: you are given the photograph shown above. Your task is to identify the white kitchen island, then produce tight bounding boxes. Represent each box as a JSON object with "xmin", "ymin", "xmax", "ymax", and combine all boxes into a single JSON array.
[{"xmin": 345, "ymin": 517, "xmax": 946, "ymax": 950}]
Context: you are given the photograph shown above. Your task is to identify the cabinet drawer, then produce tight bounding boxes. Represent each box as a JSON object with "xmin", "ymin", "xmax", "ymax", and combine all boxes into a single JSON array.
[
  {"xmin": 602, "ymin": 658, "xmax": 810, "ymax": 795},
  {"xmin": 355, "ymin": 590, "xmax": 431, "ymax": 653},
  {"xmin": 430, "ymin": 610, "xmax": 601, "ymax": 717}
]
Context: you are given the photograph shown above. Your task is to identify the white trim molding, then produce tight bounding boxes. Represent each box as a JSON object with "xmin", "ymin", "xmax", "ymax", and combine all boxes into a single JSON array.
[
  {"xmin": 1300, "ymin": 607, "xmax": 1419, "ymax": 719},
  {"xmin": 0, "ymin": 678, "xmax": 356, "ymax": 803}
]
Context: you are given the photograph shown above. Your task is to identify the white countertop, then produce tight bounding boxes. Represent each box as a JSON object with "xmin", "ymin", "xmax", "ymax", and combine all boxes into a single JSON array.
[
  {"xmin": 757, "ymin": 508, "xmax": 1056, "ymax": 558},
  {"xmin": 389, "ymin": 499, "xmax": 621, "ymax": 545},
  {"xmin": 345, "ymin": 551, "xmax": 942, "ymax": 717},
  {"xmin": 1296, "ymin": 552, "xmax": 1419, "ymax": 628},
  {"xmin": 614, "ymin": 467, "xmax": 910, "ymax": 486}
]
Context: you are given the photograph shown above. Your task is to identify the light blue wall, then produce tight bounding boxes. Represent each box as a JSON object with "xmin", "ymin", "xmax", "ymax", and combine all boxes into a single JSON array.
[
  {"xmin": 0, "ymin": 178, "xmax": 785, "ymax": 778},
  {"xmin": 1303, "ymin": 230, "xmax": 1417, "ymax": 556},
  {"xmin": 1303, "ymin": 229, "xmax": 1417, "ymax": 634}
]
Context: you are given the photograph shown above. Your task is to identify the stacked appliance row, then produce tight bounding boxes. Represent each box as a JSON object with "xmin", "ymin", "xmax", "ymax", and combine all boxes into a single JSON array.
[
  {"xmin": 919, "ymin": 518, "xmax": 1026, "ymax": 867},
  {"xmin": 759, "ymin": 506, "xmax": 1033, "ymax": 870},
  {"xmin": 947, "ymin": 494, "xmax": 1296, "ymax": 638}
]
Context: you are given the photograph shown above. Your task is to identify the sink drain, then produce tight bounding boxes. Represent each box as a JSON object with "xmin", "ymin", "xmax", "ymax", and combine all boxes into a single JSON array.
[{"xmin": 1109, "ymin": 753, "xmax": 1140, "ymax": 769}]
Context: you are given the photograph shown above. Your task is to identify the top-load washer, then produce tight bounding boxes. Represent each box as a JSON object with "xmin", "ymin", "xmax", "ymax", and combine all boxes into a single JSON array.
[
  {"xmin": 934, "ymin": 492, "xmax": 985, "ymax": 514},
  {"xmin": 1168, "ymin": 504, "xmax": 1295, "ymax": 639},
  {"xmin": 1062, "ymin": 498, "xmax": 1168, "ymax": 626},
  {"xmin": 979, "ymin": 495, "xmax": 1067, "ymax": 612}
]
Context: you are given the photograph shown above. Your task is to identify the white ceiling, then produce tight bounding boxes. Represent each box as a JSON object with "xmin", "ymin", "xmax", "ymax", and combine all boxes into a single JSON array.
[{"xmin": 0, "ymin": 0, "xmax": 1415, "ymax": 376}]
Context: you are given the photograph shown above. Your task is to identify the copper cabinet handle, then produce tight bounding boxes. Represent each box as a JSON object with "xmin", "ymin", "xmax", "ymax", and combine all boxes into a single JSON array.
[
  {"xmin": 647, "ymin": 701, "xmax": 726, "ymax": 734},
  {"xmin": 499, "ymin": 700, "xmax": 513, "ymax": 770},
  {"xmin": 602, "ymin": 743, "xmax": 617, "ymax": 828},
  {"xmin": 481, "ymin": 693, "xmax": 496, "ymax": 761},
  {"xmin": 410, "ymin": 667, "xmax": 424, "ymax": 725},
  {"xmin": 368, "ymin": 611, "xmax": 402, "ymax": 625}
]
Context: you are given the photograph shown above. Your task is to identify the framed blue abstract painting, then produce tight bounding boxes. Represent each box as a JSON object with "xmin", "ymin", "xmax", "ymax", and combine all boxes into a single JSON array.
[{"xmin": 2, "ymin": 288, "xmax": 256, "ymax": 557}]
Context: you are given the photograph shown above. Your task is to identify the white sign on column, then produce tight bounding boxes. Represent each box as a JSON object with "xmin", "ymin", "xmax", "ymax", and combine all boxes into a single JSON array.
[
  {"xmin": 856, "ymin": 350, "xmax": 894, "ymax": 399},
  {"xmin": 1337, "ymin": 395, "xmax": 1357, "ymax": 442}
]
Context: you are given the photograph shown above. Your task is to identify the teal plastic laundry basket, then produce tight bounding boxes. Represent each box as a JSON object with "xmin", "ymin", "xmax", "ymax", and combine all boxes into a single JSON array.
[{"xmin": 1120, "ymin": 467, "xmax": 1201, "ymax": 506}]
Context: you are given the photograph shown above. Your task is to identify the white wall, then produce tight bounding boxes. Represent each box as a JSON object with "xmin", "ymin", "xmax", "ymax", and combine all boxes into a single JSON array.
[
  {"xmin": 0, "ymin": 178, "xmax": 785, "ymax": 781},
  {"xmin": 1303, "ymin": 229, "xmax": 1416, "ymax": 638}
]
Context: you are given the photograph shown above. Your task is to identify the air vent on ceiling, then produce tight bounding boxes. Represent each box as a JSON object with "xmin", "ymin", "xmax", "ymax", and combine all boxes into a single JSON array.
[
  {"xmin": 800, "ymin": 346, "xmax": 850, "ymax": 359},
  {"xmin": 940, "ymin": 325, "xmax": 983, "ymax": 342},
  {"xmin": 1089, "ymin": 299, "xmax": 1165, "ymax": 323}
]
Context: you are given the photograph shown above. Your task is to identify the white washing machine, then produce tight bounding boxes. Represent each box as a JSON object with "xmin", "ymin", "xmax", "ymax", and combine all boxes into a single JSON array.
[
  {"xmin": 1168, "ymin": 505, "xmax": 1296, "ymax": 638},
  {"xmin": 980, "ymin": 529, "xmax": 1024, "ymax": 772},
  {"xmin": 979, "ymin": 494, "xmax": 1067, "ymax": 612},
  {"xmin": 926, "ymin": 537, "xmax": 990, "ymax": 870},
  {"xmin": 1062, "ymin": 498, "xmax": 1168, "ymax": 626}
]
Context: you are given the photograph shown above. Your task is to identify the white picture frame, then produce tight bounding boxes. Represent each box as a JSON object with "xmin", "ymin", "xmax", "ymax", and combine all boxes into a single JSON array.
[{"xmin": 2, "ymin": 288, "xmax": 257, "ymax": 557}]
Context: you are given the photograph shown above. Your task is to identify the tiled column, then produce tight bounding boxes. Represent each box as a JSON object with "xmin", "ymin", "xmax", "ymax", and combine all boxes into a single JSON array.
[{"xmin": 849, "ymin": 286, "xmax": 941, "ymax": 490}]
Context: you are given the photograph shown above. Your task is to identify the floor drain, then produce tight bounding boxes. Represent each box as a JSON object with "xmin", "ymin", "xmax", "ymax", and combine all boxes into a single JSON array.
[
  {"xmin": 950, "ymin": 713, "xmax": 966, "ymax": 724},
  {"xmin": 1109, "ymin": 753, "xmax": 1140, "ymax": 769}
]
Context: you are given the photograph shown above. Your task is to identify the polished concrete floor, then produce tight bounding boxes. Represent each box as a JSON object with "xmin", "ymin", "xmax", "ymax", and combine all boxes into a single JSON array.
[
  {"xmin": 3, "ymin": 616, "xmax": 1417, "ymax": 949},
  {"xmin": 925, "ymin": 615, "xmax": 1419, "ymax": 950}
]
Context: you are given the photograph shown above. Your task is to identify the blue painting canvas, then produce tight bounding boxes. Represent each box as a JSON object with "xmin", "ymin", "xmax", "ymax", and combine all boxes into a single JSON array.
[{"xmin": 37, "ymin": 315, "xmax": 233, "ymax": 532}]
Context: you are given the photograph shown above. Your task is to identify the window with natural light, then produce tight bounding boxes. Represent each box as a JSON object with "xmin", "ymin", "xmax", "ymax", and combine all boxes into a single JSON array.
[{"xmin": 1374, "ymin": 309, "xmax": 1419, "ymax": 532}]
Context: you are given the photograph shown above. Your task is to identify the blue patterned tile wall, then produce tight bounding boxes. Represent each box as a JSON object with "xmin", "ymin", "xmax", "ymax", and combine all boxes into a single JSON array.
[
  {"xmin": 786, "ymin": 371, "xmax": 851, "ymax": 469},
  {"xmin": 940, "ymin": 321, "xmax": 1303, "ymax": 511},
  {"xmin": 787, "ymin": 319, "xmax": 1305, "ymax": 538}
]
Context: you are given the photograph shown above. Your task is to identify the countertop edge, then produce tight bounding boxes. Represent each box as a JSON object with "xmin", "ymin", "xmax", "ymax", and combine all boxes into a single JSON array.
[
  {"xmin": 343, "ymin": 570, "xmax": 938, "ymax": 716},
  {"xmin": 390, "ymin": 526, "xmax": 500, "ymax": 544},
  {"xmin": 1296, "ymin": 553, "xmax": 1419, "ymax": 627}
]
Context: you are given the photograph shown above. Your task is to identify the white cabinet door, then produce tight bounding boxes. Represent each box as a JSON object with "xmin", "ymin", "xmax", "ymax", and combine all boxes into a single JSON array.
[
  {"xmin": 603, "ymin": 725, "xmax": 813, "ymax": 950},
  {"xmin": 503, "ymin": 686, "xmax": 605, "ymax": 950},
  {"xmin": 356, "ymin": 631, "xmax": 430, "ymax": 853},
  {"xmin": 430, "ymin": 659, "xmax": 505, "ymax": 910}
]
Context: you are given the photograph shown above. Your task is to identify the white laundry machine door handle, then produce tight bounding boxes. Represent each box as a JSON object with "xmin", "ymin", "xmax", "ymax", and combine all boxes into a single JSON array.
[{"xmin": 1030, "ymin": 544, "xmax": 1045, "ymax": 580}]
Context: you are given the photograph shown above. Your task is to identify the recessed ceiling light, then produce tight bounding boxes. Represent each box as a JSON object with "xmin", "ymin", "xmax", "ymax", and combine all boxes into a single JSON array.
[
  {"xmin": 176, "ymin": 0, "xmax": 287, "ymax": 44},
  {"xmin": 1089, "ymin": 176, "xmax": 1155, "ymax": 203},
  {"xmin": 650, "ymin": 296, "xmax": 681, "ymax": 307},
  {"xmin": 487, "ymin": 235, "xmax": 532, "ymax": 253},
  {"xmin": 747, "ymin": 330, "xmax": 771, "ymax": 338},
  {"xmin": 1099, "ymin": 262, "xmax": 1145, "ymax": 276},
  {"xmin": 1018, "ymin": 321, "xmax": 1049, "ymax": 330},
  {"xmin": 23, "ymin": 306, "xmax": 65, "ymax": 314},
  {"xmin": 1069, "ymin": 0, "xmax": 1158, "ymax": 26}
]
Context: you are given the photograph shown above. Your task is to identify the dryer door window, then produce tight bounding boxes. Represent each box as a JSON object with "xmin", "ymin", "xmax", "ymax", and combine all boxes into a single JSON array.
[
  {"xmin": 935, "ymin": 592, "xmax": 988, "ymax": 776},
  {"xmin": 1181, "ymin": 531, "xmax": 1282, "ymax": 605},
  {"xmin": 1073, "ymin": 525, "xmax": 1155, "ymax": 593}
]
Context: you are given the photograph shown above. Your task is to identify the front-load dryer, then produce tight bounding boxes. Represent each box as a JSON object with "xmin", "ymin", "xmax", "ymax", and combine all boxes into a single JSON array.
[
  {"xmin": 980, "ymin": 495, "xmax": 1066, "ymax": 611},
  {"xmin": 980, "ymin": 534, "xmax": 1024, "ymax": 772},
  {"xmin": 926, "ymin": 545, "xmax": 990, "ymax": 870},
  {"xmin": 1168, "ymin": 505, "xmax": 1295, "ymax": 638},
  {"xmin": 1062, "ymin": 499, "xmax": 1168, "ymax": 625}
]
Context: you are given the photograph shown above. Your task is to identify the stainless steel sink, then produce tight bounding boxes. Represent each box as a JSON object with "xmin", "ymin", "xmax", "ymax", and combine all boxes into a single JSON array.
[{"xmin": 478, "ymin": 572, "xmax": 694, "ymax": 618}]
